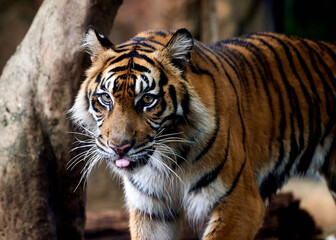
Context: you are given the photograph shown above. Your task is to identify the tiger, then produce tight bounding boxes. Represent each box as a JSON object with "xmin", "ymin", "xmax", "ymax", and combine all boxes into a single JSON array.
[{"xmin": 69, "ymin": 25, "xmax": 336, "ymax": 240}]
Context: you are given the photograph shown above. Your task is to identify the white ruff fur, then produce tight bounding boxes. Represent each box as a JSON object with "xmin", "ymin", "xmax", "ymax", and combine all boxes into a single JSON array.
[
  {"xmin": 123, "ymin": 152, "xmax": 182, "ymax": 217},
  {"xmin": 184, "ymin": 180, "xmax": 227, "ymax": 227}
]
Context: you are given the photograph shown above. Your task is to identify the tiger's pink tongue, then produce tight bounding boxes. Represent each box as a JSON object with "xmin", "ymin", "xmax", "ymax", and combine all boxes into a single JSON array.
[{"xmin": 116, "ymin": 158, "xmax": 130, "ymax": 168}]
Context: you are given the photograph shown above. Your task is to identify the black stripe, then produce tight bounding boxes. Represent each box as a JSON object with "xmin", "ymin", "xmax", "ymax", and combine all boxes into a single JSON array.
[
  {"xmin": 130, "ymin": 38, "xmax": 157, "ymax": 49},
  {"xmin": 90, "ymin": 98, "xmax": 100, "ymax": 113},
  {"xmin": 104, "ymin": 73, "xmax": 115, "ymax": 85},
  {"xmin": 152, "ymin": 70, "xmax": 168, "ymax": 117},
  {"xmin": 133, "ymin": 136, "xmax": 154, "ymax": 151},
  {"xmin": 199, "ymin": 43, "xmax": 228, "ymax": 74},
  {"xmin": 217, "ymin": 46, "xmax": 254, "ymax": 99},
  {"xmin": 108, "ymin": 65, "xmax": 129, "ymax": 73},
  {"xmin": 158, "ymin": 114, "xmax": 179, "ymax": 129},
  {"xmin": 136, "ymin": 49, "xmax": 154, "ymax": 53},
  {"xmin": 283, "ymin": 40, "xmax": 318, "ymax": 148},
  {"xmin": 154, "ymin": 31, "xmax": 167, "ymax": 37},
  {"xmin": 252, "ymin": 36, "xmax": 294, "ymax": 170},
  {"xmin": 96, "ymin": 136, "xmax": 108, "ymax": 153},
  {"xmin": 215, "ymin": 157, "xmax": 246, "ymax": 205},
  {"xmin": 281, "ymin": 117, "xmax": 299, "ymax": 180},
  {"xmin": 158, "ymin": 69, "xmax": 168, "ymax": 88},
  {"xmin": 259, "ymin": 171, "xmax": 281, "ymax": 200},
  {"xmin": 223, "ymin": 39, "xmax": 276, "ymax": 157},
  {"xmin": 128, "ymin": 177, "xmax": 160, "ymax": 199},
  {"xmin": 175, "ymin": 144, "xmax": 190, "ymax": 169},
  {"xmin": 132, "ymin": 36, "xmax": 164, "ymax": 46},
  {"xmin": 86, "ymin": 86, "xmax": 91, "ymax": 111},
  {"xmin": 189, "ymin": 131, "xmax": 230, "ymax": 193},
  {"xmin": 96, "ymin": 144, "xmax": 107, "ymax": 154},
  {"xmin": 317, "ymin": 42, "xmax": 336, "ymax": 91},
  {"xmin": 223, "ymin": 38, "xmax": 275, "ymax": 114},
  {"xmin": 109, "ymin": 52, "xmax": 133, "ymax": 65},
  {"xmin": 146, "ymin": 120, "xmax": 160, "ymax": 130},
  {"xmin": 147, "ymin": 116, "xmax": 160, "ymax": 125},
  {"xmin": 168, "ymin": 85, "xmax": 178, "ymax": 113},
  {"xmin": 258, "ymin": 34, "xmax": 308, "ymax": 158},
  {"xmin": 207, "ymin": 42, "xmax": 246, "ymax": 161},
  {"xmin": 191, "ymin": 68, "xmax": 219, "ymax": 163},
  {"xmin": 180, "ymin": 82, "xmax": 190, "ymax": 117},
  {"xmin": 111, "ymin": 50, "xmax": 155, "ymax": 66},
  {"xmin": 295, "ymin": 40, "xmax": 323, "ymax": 173},
  {"xmin": 154, "ymin": 98, "xmax": 167, "ymax": 117},
  {"xmin": 133, "ymin": 63, "xmax": 150, "ymax": 73},
  {"xmin": 116, "ymin": 42, "xmax": 155, "ymax": 50},
  {"xmin": 194, "ymin": 43, "xmax": 219, "ymax": 71},
  {"xmin": 132, "ymin": 51, "xmax": 155, "ymax": 65},
  {"xmin": 113, "ymin": 48, "xmax": 130, "ymax": 53},
  {"xmin": 147, "ymin": 78, "xmax": 156, "ymax": 91},
  {"xmin": 96, "ymin": 114, "xmax": 104, "ymax": 121},
  {"xmin": 189, "ymin": 62, "xmax": 201, "ymax": 75},
  {"xmin": 112, "ymin": 77, "xmax": 126, "ymax": 94},
  {"xmin": 303, "ymin": 41, "xmax": 336, "ymax": 145},
  {"xmin": 94, "ymin": 72, "xmax": 102, "ymax": 83}
]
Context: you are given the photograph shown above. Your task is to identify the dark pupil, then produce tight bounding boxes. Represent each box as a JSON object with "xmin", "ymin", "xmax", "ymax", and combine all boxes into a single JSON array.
[
  {"xmin": 144, "ymin": 95, "xmax": 152, "ymax": 103},
  {"xmin": 102, "ymin": 93, "xmax": 111, "ymax": 103}
]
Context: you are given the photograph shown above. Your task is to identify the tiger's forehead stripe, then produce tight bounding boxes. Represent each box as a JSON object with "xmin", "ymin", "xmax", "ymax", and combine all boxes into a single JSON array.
[
  {"xmin": 134, "ymin": 74, "xmax": 155, "ymax": 95},
  {"xmin": 114, "ymin": 36, "xmax": 165, "ymax": 53},
  {"xmin": 108, "ymin": 51, "xmax": 155, "ymax": 66},
  {"xmin": 96, "ymin": 33, "xmax": 162, "ymax": 96}
]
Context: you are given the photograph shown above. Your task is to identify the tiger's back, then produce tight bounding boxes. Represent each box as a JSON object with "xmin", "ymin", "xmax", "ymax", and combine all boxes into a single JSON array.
[
  {"xmin": 209, "ymin": 33, "xmax": 336, "ymax": 199},
  {"xmin": 70, "ymin": 28, "xmax": 336, "ymax": 240}
]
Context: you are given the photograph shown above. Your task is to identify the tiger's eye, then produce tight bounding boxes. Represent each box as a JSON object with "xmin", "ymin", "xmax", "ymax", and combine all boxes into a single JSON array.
[
  {"xmin": 101, "ymin": 93, "xmax": 112, "ymax": 104},
  {"xmin": 142, "ymin": 94, "xmax": 154, "ymax": 104}
]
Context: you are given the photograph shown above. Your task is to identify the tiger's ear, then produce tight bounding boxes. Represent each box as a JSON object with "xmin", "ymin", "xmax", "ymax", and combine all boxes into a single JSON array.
[
  {"xmin": 82, "ymin": 25, "xmax": 114, "ymax": 61},
  {"xmin": 163, "ymin": 28, "xmax": 194, "ymax": 69}
]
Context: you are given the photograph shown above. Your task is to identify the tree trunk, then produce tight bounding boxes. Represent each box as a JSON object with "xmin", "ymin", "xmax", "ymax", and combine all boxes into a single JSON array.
[
  {"xmin": 0, "ymin": 0, "xmax": 122, "ymax": 239},
  {"xmin": 201, "ymin": 0, "xmax": 218, "ymax": 43}
]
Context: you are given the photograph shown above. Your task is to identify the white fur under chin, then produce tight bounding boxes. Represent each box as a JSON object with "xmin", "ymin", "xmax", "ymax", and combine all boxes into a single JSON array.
[
  {"xmin": 123, "ymin": 152, "xmax": 182, "ymax": 216},
  {"xmin": 122, "ymin": 153, "xmax": 183, "ymax": 240}
]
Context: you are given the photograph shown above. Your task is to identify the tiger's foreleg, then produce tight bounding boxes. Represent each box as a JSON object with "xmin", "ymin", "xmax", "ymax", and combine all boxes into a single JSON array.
[
  {"xmin": 202, "ymin": 169, "xmax": 265, "ymax": 240},
  {"xmin": 129, "ymin": 206, "xmax": 183, "ymax": 240}
]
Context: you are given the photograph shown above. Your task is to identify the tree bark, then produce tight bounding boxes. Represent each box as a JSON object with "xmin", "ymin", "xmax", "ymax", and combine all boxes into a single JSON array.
[
  {"xmin": 0, "ymin": 0, "xmax": 122, "ymax": 239},
  {"xmin": 201, "ymin": 0, "xmax": 218, "ymax": 43}
]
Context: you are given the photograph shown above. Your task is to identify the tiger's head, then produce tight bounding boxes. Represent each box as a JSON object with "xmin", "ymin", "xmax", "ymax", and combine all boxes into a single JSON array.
[{"xmin": 70, "ymin": 26, "xmax": 210, "ymax": 176}]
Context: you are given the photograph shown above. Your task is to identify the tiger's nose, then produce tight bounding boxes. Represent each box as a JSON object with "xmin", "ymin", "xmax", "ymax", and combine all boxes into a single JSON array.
[{"xmin": 109, "ymin": 142, "xmax": 132, "ymax": 155}]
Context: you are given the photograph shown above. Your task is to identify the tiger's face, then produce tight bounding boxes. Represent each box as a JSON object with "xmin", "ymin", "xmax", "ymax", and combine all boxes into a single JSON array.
[{"xmin": 70, "ymin": 26, "xmax": 198, "ymax": 175}]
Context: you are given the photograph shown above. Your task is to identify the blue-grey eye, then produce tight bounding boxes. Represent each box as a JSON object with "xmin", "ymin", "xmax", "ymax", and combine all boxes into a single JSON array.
[{"xmin": 101, "ymin": 93, "xmax": 112, "ymax": 104}]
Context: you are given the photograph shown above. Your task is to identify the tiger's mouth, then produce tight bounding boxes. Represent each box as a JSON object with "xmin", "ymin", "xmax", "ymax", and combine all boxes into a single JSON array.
[
  {"xmin": 113, "ymin": 157, "xmax": 139, "ymax": 170},
  {"xmin": 115, "ymin": 158, "xmax": 131, "ymax": 168},
  {"xmin": 111, "ymin": 150, "xmax": 153, "ymax": 171}
]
